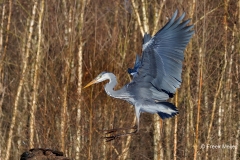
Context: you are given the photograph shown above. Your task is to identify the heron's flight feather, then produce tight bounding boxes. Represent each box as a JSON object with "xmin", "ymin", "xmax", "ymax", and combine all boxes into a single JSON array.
[{"xmin": 132, "ymin": 10, "xmax": 194, "ymax": 94}]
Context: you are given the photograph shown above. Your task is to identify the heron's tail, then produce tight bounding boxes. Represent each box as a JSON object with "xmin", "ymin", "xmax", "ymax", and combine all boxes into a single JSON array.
[{"xmin": 157, "ymin": 102, "xmax": 179, "ymax": 119}]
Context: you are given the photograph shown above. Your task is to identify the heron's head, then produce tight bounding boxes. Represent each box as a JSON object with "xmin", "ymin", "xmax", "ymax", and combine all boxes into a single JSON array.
[{"xmin": 84, "ymin": 72, "xmax": 109, "ymax": 88}]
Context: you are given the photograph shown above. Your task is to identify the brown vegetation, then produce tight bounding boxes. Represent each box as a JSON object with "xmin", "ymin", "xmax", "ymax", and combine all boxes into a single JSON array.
[{"xmin": 0, "ymin": 0, "xmax": 239, "ymax": 159}]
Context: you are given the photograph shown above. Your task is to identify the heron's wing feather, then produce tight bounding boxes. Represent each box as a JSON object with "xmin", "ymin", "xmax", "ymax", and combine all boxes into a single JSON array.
[
  {"xmin": 133, "ymin": 10, "xmax": 194, "ymax": 94},
  {"xmin": 128, "ymin": 54, "xmax": 141, "ymax": 76},
  {"xmin": 128, "ymin": 33, "xmax": 151, "ymax": 76},
  {"xmin": 143, "ymin": 33, "xmax": 151, "ymax": 44}
]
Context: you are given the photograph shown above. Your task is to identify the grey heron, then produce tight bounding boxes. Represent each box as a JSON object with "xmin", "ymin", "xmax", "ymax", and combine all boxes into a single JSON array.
[{"xmin": 84, "ymin": 10, "xmax": 194, "ymax": 141}]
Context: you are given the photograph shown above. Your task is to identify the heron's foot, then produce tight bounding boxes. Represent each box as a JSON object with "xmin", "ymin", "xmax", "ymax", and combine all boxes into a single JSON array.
[
  {"xmin": 103, "ymin": 126, "xmax": 138, "ymax": 142},
  {"xmin": 103, "ymin": 128, "xmax": 119, "ymax": 134},
  {"xmin": 104, "ymin": 135, "xmax": 121, "ymax": 142}
]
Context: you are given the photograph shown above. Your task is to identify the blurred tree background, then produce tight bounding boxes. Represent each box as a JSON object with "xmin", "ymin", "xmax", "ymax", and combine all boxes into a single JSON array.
[{"xmin": 0, "ymin": 0, "xmax": 239, "ymax": 159}]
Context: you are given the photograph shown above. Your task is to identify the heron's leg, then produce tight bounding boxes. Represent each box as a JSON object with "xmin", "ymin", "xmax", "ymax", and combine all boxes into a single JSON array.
[{"xmin": 103, "ymin": 106, "xmax": 141, "ymax": 142}]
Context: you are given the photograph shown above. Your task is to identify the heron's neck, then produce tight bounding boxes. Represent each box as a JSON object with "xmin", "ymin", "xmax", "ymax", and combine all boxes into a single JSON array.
[{"xmin": 104, "ymin": 73, "xmax": 123, "ymax": 98}]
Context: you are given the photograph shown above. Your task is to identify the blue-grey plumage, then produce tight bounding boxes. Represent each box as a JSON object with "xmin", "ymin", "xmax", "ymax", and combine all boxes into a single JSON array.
[
  {"xmin": 127, "ymin": 33, "xmax": 151, "ymax": 76},
  {"xmin": 127, "ymin": 54, "xmax": 141, "ymax": 77},
  {"xmin": 84, "ymin": 10, "xmax": 194, "ymax": 141}
]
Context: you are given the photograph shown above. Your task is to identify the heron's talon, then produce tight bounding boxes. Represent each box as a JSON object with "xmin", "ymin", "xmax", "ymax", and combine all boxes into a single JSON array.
[
  {"xmin": 103, "ymin": 129, "xmax": 118, "ymax": 134},
  {"xmin": 104, "ymin": 134, "xmax": 124, "ymax": 142},
  {"xmin": 104, "ymin": 136, "xmax": 116, "ymax": 142},
  {"xmin": 105, "ymin": 130, "xmax": 117, "ymax": 134}
]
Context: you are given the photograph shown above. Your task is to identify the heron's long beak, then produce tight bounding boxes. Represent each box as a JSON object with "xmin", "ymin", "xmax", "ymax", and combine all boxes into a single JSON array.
[{"xmin": 83, "ymin": 79, "xmax": 98, "ymax": 89}]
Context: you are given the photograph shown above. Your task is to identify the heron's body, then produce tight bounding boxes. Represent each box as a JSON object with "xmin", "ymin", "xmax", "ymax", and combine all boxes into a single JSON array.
[{"xmin": 84, "ymin": 10, "xmax": 194, "ymax": 141}]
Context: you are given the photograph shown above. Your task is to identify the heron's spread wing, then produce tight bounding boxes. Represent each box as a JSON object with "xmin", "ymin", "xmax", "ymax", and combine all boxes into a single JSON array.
[{"xmin": 133, "ymin": 10, "xmax": 194, "ymax": 94}]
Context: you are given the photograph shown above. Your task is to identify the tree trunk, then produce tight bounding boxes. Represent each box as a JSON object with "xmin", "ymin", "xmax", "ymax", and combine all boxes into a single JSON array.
[
  {"xmin": 30, "ymin": 0, "xmax": 44, "ymax": 149},
  {"xmin": 76, "ymin": 0, "xmax": 86, "ymax": 159}
]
